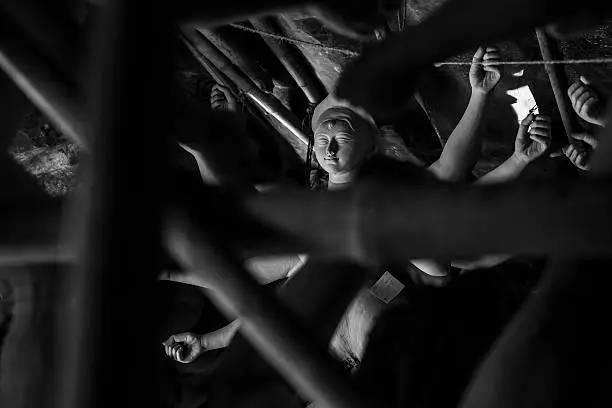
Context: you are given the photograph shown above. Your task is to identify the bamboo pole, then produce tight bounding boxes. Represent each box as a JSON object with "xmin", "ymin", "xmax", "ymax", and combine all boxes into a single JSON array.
[
  {"xmin": 196, "ymin": 27, "xmax": 273, "ymax": 92},
  {"xmin": 181, "ymin": 25, "xmax": 309, "ymax": 158},
  {"xmin": 250, "ymin": 18, "xmax": 325, "ymax": 104},
  {"xmin": 535, "ymin": 29, "xmax": 574, "ymax": 142}
]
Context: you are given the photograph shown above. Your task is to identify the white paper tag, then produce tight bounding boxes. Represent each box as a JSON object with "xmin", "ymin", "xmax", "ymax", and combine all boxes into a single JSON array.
[{"xmin": 369, "ymin": 271, "xmax": 405, "ymax": 304}]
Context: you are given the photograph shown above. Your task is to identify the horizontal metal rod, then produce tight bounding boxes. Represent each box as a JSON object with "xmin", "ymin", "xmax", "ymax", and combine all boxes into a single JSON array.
[
  {"xmin": 0, "ymin": 14, "xmax": 89, "ymax": 150},
  {"xmin": 245, "ymin": 180, "xmax": 612, "ymax": 262},
  {"xmin": 165, "ymin": 214, "xmax": 368, "ymax": 408}
]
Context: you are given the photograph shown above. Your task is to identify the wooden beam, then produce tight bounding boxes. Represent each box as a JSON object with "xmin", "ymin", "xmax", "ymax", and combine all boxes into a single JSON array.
[{"xmin": 535, "ymin": 29, "xmax": 574, "ymax": 142}]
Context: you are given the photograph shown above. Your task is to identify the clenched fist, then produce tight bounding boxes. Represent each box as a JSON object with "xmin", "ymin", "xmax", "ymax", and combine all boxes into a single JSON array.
[
  {"xmin": 162, "ymin": 332, "xmax": 205, "ymax": 364},
  {"xmin": 568, "ymin": 76, "xmax": 606, "ymax": 127},
  {"xmin": 470, "ymin": 46, "xmax": 502, "ymax": 95}
]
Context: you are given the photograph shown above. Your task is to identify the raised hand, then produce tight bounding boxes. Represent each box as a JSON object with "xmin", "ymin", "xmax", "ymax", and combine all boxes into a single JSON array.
[
  {"xmin": 513, "ymin": 113, "xmax": 551, "ymax": 163},
  {"xmin": 568, "ymin": 76, "xmax": 606, "ymax": 127},
  {"xmin": 470, "ymin": 46, "xmax": 502, "ymax": 95},
  {"xmin": 162, "ymin": 332, "xmax": 205, "ymax": 364},
  {"xmin": 550, "ymin": 133, "xmax": 599, "ymax": 171},
  {"xmin": 210, "ymin": 84, "xmax": 238, "ymax": 113}
]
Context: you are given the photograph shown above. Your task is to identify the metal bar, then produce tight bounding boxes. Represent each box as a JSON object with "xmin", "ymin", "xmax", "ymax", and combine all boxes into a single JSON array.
[
  {"xmin": 244, "ymin": 180, "xmax": 612, "ymax": 261},
  {"xmin": 181, "ymin": 25, "xmax": 310, "ymax": 154},
  {"xmin": 164, "ymin": 214, "xmax": 370, "ymax": 408},
  {"xmin": 250, "ymin": 18, "xmax": 325, "ymax": 104},
  {"xmin": 0, "ymin": 13, "xmax": 89, "ymax": 149},
  {"xmin": 535, "ymin": 28, "xmax": 573, "ymax": 142}
]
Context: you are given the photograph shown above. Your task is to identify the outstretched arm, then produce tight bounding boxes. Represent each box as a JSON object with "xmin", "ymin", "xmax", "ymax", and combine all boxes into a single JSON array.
[
  {"xmin": 455, "ymin": 113, "xmax": 551, "ymax": 270},
  {"xmin": 429, "ymin": 46, "xmax": 501, "ymax": 182}
]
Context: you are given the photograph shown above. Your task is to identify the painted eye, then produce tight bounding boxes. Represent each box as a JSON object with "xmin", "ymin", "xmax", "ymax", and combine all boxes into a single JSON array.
[
  {"xmin": 336, "ymin": 137, "xmax": 353, "ymax": 144},
  {"xmin": 315, "ymin": 137, "xmax": 328, "ymax": 146}
]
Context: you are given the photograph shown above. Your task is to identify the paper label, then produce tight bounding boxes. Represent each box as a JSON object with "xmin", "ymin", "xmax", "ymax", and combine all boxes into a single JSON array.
[{"xmin": 369, "ymin": 271, "xmax": 405, "ymax": 304}]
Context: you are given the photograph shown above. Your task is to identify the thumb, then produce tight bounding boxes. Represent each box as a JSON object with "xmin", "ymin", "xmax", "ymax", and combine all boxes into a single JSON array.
[
  {"xmin": 580, "ymin": 76, "xmax": 590, "ymax": 85},
  {"xmin": 549, "ymin": 145, "xmax": 570, "ymax": 158},
  {"xmin": 517, "ymin": 113, "xmax": 535, "ymax": 140},
  {"xmin": 572, "ymin": 133, "xmax": 598, "ymax": 148}
]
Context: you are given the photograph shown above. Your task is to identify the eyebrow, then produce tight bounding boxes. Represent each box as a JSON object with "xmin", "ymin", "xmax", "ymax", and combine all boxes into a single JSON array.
[{"xmin": 319, "ymin": 118, "xmax": 355, "ymax": 132}]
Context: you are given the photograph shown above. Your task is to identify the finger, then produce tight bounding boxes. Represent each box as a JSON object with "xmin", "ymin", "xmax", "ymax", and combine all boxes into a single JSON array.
[
  {"xmin": 172, "ymin": 333, "xmax": 190, "ymax": 342},
  {"xmin": 472, "ymin": 47, "xmax": 485, "ymax": 62},
  {"xmin": 520, "ymin": 112, "xmax": 536, "ymax": 127},
  {"xmin": 211, "ymin": 94, "xmax": 225, "ymax": 103},
  {"xmin": 529, "ymin": 122, "xmax": 551, "ymax": 131},
  {"xmin": 485, "ymin": 46, "xmax": 500, "ymax": 52},
  {"xmin": 172, "ymin": 345, "xmax": 182, "ymax": 360},
  {"xmin": 579, "ymin": 76, "xmax": 590, "ymax": 85},
  {"xmin": 569, "ymin": 149, "xmax": 579, "ymax": 162},
  {"xmin": 217, "ymin": 85, "xmax": 231, "ymax": 98},
  {"xmin": 550, "ymin": 148, "xmax": 566, "ymax": 158},
  {"xmin": 570, "ymin": 86, "xmax": 590, "ymax": 104},
  {"xmin": 529, "ymin": 135, "xmax": 550, "ymax": 148},
  {"xmin": 533, "ymin": 114, "xmax": 551, "ymax": 122},
  {"xmin": 573, "ymin": 133, "xmax": 598, "ymax": 148},
  {"xmin": 529, "ymin": 129, "xmax": 551, "ymax": 139},
  {"xmin": 575, "ymin": 91, "xmax": 593, "ymax": 112},
  {"xmin": 568, "ymin": 81, "xmax": 585, "ymax": 98},
  {"xmin": 483, "ymin": 66, "xmax": 501, "ymax": 76},
  {"xmin": 483, "ymin": 52, "xmax": 501, "ymax": 61},
  {"xmin": 579, "ymin": 96, "xmax": 599, "ymax": 114}
]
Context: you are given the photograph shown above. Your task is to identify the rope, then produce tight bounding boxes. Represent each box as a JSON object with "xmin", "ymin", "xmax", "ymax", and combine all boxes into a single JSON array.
[
  {"xmin": 230, "ymin": 23, "xmax": 612, "ymax": 67},
  {"xmin": 435, "ymin": 58, "xmax": 612, "ymax": 67},
  {"xmin": 230, "ymin": 23, "xmax": 360, "ymax": 56}
]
